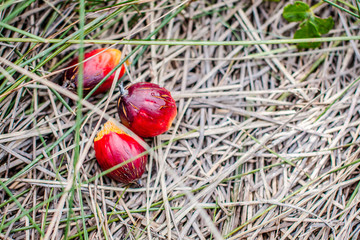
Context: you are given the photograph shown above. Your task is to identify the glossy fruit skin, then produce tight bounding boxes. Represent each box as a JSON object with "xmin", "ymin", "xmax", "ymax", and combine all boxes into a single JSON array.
[
  {"xmin": 117, "ymin": 82, "xmax": 177, "ymax": 138},
  {"xmin": 94, "ymin": 121, "xmax": 147, "ymax": 183},
  {"xmin": 64, "ymin": 48, "xmax": 126, "ymax": 95}
]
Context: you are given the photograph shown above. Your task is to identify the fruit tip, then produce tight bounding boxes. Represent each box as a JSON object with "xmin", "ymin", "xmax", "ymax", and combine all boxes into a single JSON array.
[{"xmin": 95, "ymin": 120, "xmax": 125, "ymax": 142}]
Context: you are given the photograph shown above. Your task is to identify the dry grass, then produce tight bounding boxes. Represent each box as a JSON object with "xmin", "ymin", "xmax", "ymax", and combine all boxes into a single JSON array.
[{"xmin": 1, "ymin": 0, "xmax": 360, "ymax": 239}]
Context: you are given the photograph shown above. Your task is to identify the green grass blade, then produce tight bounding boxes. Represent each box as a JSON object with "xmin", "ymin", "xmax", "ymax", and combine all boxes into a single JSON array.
[
  {"xmin": 0, "ymin": 182, "xmax": 43, "ymax": 236},
  {"xmin": 323, "ymin": 0, "xmax": 360, "ymax": 18},
  {"xmin": 64, "ymin": 0, "xmax": 86, "ymax": 236},
  {"xmin": 0, "ymin": 22, "xmax": 46, "ymax": 42}
]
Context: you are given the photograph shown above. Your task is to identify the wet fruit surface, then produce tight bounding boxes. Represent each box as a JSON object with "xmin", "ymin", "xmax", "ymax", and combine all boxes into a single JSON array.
[
  {"xmin": 64, "ymin": 48, "xmax": 126, "ymax": 95},
  {"xmin": 117, "ymin": 82, "xmax": 177, "ymax": 138},
  {"xmin": 94, "ymin": 121, "xmax": 147, "ymax": 183}
]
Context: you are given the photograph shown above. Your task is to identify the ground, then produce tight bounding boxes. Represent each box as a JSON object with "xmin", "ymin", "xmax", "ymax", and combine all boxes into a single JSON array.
[{"xmin": 1, "ymin": 0, "xmax": 360, "ymax": 239}]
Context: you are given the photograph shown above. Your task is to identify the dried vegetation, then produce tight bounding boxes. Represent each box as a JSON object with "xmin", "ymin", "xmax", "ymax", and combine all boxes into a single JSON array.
[{"xmin": 1, "ymin": 0, "xmax": 360, "ymax": 239}]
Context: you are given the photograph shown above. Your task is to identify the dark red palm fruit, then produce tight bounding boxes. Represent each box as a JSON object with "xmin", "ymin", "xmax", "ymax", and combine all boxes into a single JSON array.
[
  {"xmin": 64, "ymin": 48, "xmax": 126, "ymax": 96},
  {"xmin": 117, "ymin": 82, "xmax": 177, "ymax": 138},
  {"xmin": 94, "ymin": 120, "xmax": 148, "ymax": 184}
]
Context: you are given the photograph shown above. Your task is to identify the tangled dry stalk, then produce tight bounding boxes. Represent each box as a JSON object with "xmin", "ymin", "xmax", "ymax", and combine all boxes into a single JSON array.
[{"xmin": 1, "ymin": 0, "xmax": 360, "ymax": 239}]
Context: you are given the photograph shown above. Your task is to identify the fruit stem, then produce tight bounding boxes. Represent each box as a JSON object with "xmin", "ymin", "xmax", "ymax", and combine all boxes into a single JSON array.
[
  {"xmin": 62, "ymin": 79, "xmax": 76, "ymax": 91},
  {"xmin": 62, "ymin": 80, "xmax": 69, "ymax": 88},
  {"xmin": 131, "ymin": 179, "xmax": 143, "ymax": 188},
  {"xmin": 118, "ymin": 82, "xmax": 128, "ymax": 96}
]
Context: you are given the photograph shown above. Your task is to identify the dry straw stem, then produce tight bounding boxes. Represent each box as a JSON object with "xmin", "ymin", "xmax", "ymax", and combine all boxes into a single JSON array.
[{"xmin": 2, "ymin": 0, "xmax": 360, "ymax": 239}]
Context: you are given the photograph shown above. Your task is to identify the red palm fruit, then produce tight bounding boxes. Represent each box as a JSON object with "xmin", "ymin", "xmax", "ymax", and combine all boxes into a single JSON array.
[
  {"xmin": 94, "ymin": 120, "xmax": 147, "ymax": 183},
  {"xmin": 117, "ymin": 82, "xmax": 177, "ymax": 138},
  {"xmin": 64, "ymin": 48, "xmax": 126, "ymax": 95}
]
